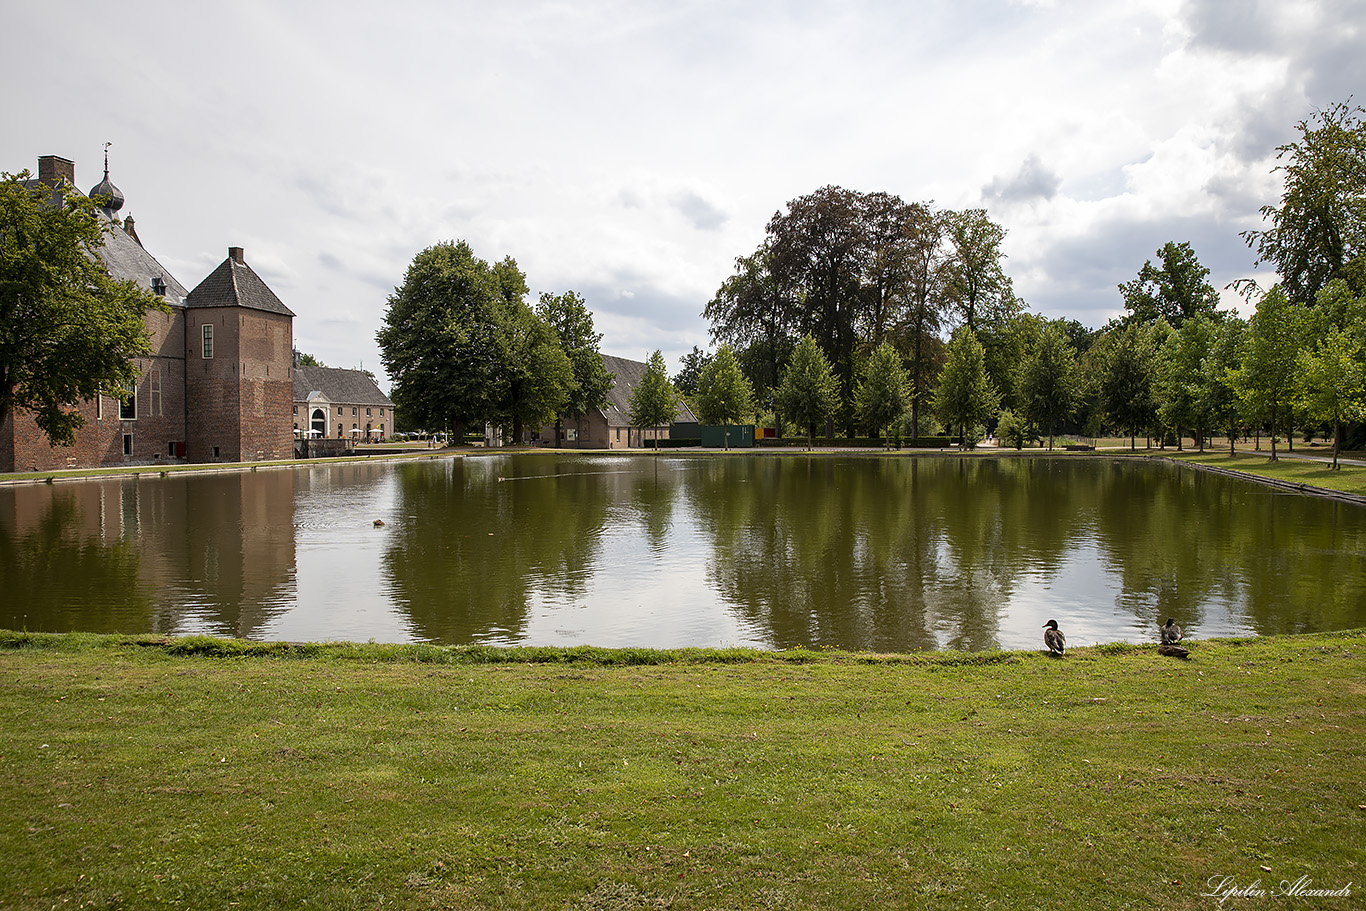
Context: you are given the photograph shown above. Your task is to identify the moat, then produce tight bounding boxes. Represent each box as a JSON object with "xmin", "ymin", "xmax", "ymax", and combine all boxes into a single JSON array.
[{"xmin": 2, "ymin": 453, "xmax": 1363, "ymax": 651}]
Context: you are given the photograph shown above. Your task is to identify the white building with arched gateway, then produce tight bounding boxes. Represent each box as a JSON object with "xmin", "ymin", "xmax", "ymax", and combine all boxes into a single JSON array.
[{"xmin": 292, "ymin": 363, "xmax": 395, "ymax": 442}]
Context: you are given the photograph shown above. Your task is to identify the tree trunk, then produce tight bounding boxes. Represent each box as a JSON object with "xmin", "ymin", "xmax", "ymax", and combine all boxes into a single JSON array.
[
  {"xmin": 1333, "ymin": 416, "xmax": 1342, "ymax": 469},
  {"xmin": 1269, "ymin": 405, "xmax": 1279, "ymax": 461}
]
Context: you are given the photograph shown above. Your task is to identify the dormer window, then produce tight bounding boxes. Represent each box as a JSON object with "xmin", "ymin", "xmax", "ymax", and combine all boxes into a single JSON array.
[{"xmin": 152, "ymin": 275, "xmax": 166, "ymax": 296}]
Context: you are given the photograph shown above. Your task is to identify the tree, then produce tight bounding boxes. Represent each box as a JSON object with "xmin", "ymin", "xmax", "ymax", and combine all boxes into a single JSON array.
[
  {"xmin": 934, "ymin": 327, "xmax": 999, "ymax": 448},
  {"xmin": 1020, "ymin": 321, "xmax": 1078, "ymax": 450},
  {"xmin": 1297, "ymin": 325, "xmax": 1365, "ymax": 468},
  {"xmin": 944, "ymin": 208, "xmax": 1013, "ymax": 332},
  {"xmin": 500, "ymin": 301, "xmax": 574, "ymax": 445},
  {"xmin": 898, "ymin": 204, "xmax": 950, "ymax": 437},
  {"xmin": 295, "ymin": 351, "xmax": 325, "ymax": 367},
  {"xmin": 1233, "ymin": 287, "xmax": 1305, "ymax": 461},
  {"xmin": 766, "ymin": 187, "xmax": 871, "ymax": 424},
  {"xmin": 776, "ymin": 334, "xmax": 838, "ymax": 450},
  {"xmin": 1157, "ymin": 314, "xmax": 1218, "ymax": 450},
  {"xmin": 695, "ymin": 344, "xmax": 754, "ymax": 449},
  {"xmin": 626, "ymin": 350, "xmax": 680, "ymax": 449},
  {"xmin": 1241, "ymin": 101, "xmax": 1366, "ymax": 305},
  {"xmin": 0, "ymin": 170, "xmax": 165, "ymax": 446},
  {"xmin": 705, "ymin": 243, "xmax": 794, "ymax": 421},
  {"xmin": 672, "ymin": 345, "xmax": 712, "ymax": 398},
  {"xmin": 1202, "ymin": 317, "xmax": 1246, "ymax": 454},
  {"xmin": 995, "ymin": 408, "xmax": 1030, "ymax": 450},
  {"xmin": 1099, "ymin": 324, "xmax": 1158, "ymax": 450},
  {"xmin": 377, "ymin": 240, "xmax": 524, "ymax": 441},
  {"xmin": 855, "ymin": 341, "xmax": 909, "ymax": 446},
  {"xmin": 1120, "ymin": 241, "xmax": 1222, "ymax": 328},
  {"xmin": 538, "ymin": 290, "xmax": 612, "ymax": 447}
]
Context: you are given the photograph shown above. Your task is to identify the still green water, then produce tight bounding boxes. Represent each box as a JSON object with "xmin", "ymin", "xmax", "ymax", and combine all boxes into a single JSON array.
[{"xmin": 1, "ymin": 454, "xmax": 1362, "ymax": 651}]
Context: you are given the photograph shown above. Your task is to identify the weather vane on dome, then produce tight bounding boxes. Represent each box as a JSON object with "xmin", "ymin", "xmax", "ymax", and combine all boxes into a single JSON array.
[{"xmin": 103, "ymin": 141, "xmax": 112, "ymax": 177}]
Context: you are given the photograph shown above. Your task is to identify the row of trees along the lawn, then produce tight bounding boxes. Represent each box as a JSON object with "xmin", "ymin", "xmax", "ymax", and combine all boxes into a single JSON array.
[{"xmin": 693, "ymin": 100, "xmax": 1366, "ymax": 466}]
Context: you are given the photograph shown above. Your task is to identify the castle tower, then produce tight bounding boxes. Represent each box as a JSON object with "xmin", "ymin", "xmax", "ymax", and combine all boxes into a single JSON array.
[{"xmin": 183, "ymin": 247, "xmax": 295, "ymax": 462}]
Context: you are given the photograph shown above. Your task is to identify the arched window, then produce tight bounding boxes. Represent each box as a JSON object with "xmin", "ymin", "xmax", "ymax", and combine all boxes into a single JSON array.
[{"xmin": 311, "ymin": 408, "xmax": 326, "ymax": 437}]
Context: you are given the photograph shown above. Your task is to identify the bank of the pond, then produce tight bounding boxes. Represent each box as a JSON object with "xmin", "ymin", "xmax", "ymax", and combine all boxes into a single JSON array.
[
  {"xmin": 1158, "ymin": 450, "xmax": 1366, "ymax": 503},
  {"xmin": 3, "ymin": 629, "xmax": 1364, "ymax": 910}
]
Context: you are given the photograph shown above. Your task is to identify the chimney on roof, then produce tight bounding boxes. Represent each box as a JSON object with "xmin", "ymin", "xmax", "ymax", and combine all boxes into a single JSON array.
[
  {"xmin": 229, "ymin": 246, "xmax": 245, "ymax": 264},
  {"xmin": 123, "ymin": 214, "xmax": 143, "ymax": 247},
  {"xmin": 37, "ymin": 155, "xmax": 75, "ymax": 187}
]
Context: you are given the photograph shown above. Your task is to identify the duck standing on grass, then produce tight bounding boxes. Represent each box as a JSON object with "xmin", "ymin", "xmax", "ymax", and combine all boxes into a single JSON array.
[
  {"xmin": 1043, "ymin": 619, "xmax": 1066, "ymax": 657},
  {"xmin": 1158, "ymin": 618, "xmax": 1190, "ymax": 658}
]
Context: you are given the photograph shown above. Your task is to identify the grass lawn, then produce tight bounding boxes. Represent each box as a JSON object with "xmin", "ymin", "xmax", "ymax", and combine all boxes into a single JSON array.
[
  {"xmin": 2, "ymin": 631, "xmax": 1364, "ymax": 909},
  {"xmin": 1166, "ymin": 450, "xmax": 1366, "ymax": 498}
]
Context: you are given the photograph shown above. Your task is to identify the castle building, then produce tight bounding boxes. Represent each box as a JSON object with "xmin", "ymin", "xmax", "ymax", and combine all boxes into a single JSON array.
[{"xmin": 0, "ymin": 154, "xmax": 296, "ymax": 472}]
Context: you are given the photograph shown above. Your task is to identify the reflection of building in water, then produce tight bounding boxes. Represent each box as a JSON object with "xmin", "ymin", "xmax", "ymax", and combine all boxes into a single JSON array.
[
  {"xmin": 0, "ymin": 472, "xmax": 297, "ymax": 638},
  {"xmin": 157, "ymin": 471, "xmax": 299, "ymax": 638}
]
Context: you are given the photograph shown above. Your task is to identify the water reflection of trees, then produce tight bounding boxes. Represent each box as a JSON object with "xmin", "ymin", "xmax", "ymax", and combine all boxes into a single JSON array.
[
  {"xmin": 1091, "ymin": 461, "xmax": 1366, "ymax": 636},
  {"xmin": 381, "ymin": 457, "xmax": 611, "ymax": 643},
  {"xmin": 0, "ymin": 486, "xmax": 151, "ymax": 632},
  {"xmin": 684, "ymin": 457, "xmax": 1093, "ymax": 652}
]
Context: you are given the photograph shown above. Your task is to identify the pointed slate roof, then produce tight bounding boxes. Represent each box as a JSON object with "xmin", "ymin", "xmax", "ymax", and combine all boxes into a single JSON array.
[
  {"xmin": 20, "ymin": 173, "xmax": 189, "ymax": 304},
  {"xmin": 95, "ymin": 218, "xmax": 189, "ymax": 303},
  {"xmin": 599, "ymin": 353, "xmax": 696, "ymax": 426},
  {"xmin": 185, "ymin": 247, "xmax": 295, "ymax": 316},
  {"xmin": 293, "ymin": 365, "xmax": 393, "ymax": 407}
]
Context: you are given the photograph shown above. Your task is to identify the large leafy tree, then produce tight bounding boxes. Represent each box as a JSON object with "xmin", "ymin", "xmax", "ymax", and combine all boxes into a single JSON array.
[
  {"xmin": 776, "ymin": 334, "xmax": 838, "ymax": 450},
  {"xmin": 695, "ymin": 344, "xmax": 754, "ymax": 449},
  {"xmin": 1297, "ymin": 324, "xmax": 1365, "ymax": 468},
  {"xmin": 0, "ymin": 171, "xmax": 165, "ymax": 446},
  {"xmin": 672, "ymin": 345, "xmax": 712, "ymax": 398},
  {"xmin": 1242, "ymin": 101, "xmax": 1366, "ymax": 305},
  {"xmin": 1120, "ymin": 241, "xmax": 1222, "ymax": 328},
  {"xmin": 944, "ymin": 208, "xmax": 1013, "ymax": 332},
  {"xmin": 855, "ymin": 341, "xmax": 908, "ymax": 446},
  {"xmin": 1158, "ymin": 314, "xmax": 1219, "ymax": 450},
  {"xmin": 1233, "ymin": 287, "xmax": 1305, "ymax": 461},
  {"xmin": 1295, "ymin": 279, "xmax": 1366, "ymax": 466},
  {"xmin": 898, "ymin": 204, "xmax": 950, "ymax": 437},
  {"xmin": 626, "ymin": 350, "xmax": 680, "ymax": 449},
  {"xmin": 500, "ymin": 301, "xmax": 574, "ymax": 445},
  {"xmin": 1020, "ymin": 321, "xmax": 1078, "ymax": 451},
  {"xmin": 705, "ymin": 243, "xmax": 793, "ymax": 415},
  {"xmin": 1203, "ymin": 317, "xmax": 1246, "ymax": 455},
  {"xmin": 766, "ymin": 186, "xmax": 871, "ymax": 418},
  {"xmin": 1099, "ymin": 324, "xmax": 1159, "ymax": 450},
  {"xmin": 377, "ymin": 240, "xmax": 525, "ymax": 441},
  {"xmin": 934, "ymin": 327, "xmax": 999, "ymax": 448},
  {"xmin": 537, "ymin": 290, "xmax": 612, "ymax": 446}
]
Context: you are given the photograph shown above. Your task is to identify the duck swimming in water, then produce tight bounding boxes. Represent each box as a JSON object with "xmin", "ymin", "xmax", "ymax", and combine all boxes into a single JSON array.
[{"xmin": 1043, "ymin": 619, "xmax": 1066, "ymax": 657}]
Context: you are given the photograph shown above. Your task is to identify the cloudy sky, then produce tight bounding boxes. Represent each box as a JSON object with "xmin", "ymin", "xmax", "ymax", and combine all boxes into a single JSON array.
[{"xmin": 3, "ymin": 0, "xmax": 1361, "ymax": 390}]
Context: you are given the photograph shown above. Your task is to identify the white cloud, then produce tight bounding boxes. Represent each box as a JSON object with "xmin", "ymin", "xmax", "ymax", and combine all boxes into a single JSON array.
[{"xmin": 2, "ymin": 0, "xmax": 1354, "ymax": 386}]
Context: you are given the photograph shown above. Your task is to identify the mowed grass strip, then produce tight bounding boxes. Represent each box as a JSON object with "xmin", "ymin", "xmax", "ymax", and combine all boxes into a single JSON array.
[
  {"xmin": 2, "ymin": 632, "xmax": 1364, "ymax": 910},
  {"xmin": 1168, "ymin": 450, "xmax": 1366, "ymax": 498}
]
